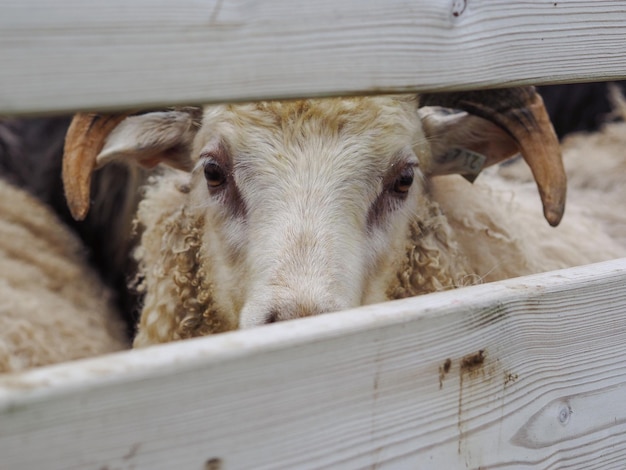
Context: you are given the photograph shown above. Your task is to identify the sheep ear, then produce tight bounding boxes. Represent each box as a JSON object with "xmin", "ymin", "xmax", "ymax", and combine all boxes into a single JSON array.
[
  {"xmin": 418, "ymin": 107, "xmax": 519, "ymax": 182},
  {"xmin": 96, "ymin": 111, "xmax": 199, "ymax": 172},
  {"xmin": 63, "ymin": 109, "xmax": 201, "ymax": 220}
]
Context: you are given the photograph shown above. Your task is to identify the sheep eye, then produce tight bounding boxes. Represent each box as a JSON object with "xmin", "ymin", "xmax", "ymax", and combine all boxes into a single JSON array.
[
  {"xmin": 204, "ymin": 161, "xmax": 227, "ymax": 188},
  {"xmin": 393, "ymin": 166, "xmax": 414, "ymax": 194}
]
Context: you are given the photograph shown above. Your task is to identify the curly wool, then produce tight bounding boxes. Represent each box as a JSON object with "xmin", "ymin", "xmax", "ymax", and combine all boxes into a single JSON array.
[
  {"xmin": 387, "ymin": 199, "xmax": 474, "ymax": 300},
  {"xmin": 133, "ymin": 175, "xmax": 237, "ymax": 347}
]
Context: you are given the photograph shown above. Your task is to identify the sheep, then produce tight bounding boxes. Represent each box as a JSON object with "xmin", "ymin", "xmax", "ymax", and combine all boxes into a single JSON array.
[
  {"xmin": 62, "ymin": 87, "xmax": 625, "ymax": 348},
  {"xmin": 0, "ymin": 117, "xmax": 145, "ymax": 336},
  {"xmin": 538, "ymin": 81, "xmax": 626, "ymax": 139},
  {"xmin": 0, "ymin": 177, "xmax": 128, "ymax": 373}
]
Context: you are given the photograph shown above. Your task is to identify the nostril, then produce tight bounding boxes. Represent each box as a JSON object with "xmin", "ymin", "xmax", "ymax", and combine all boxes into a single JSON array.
[
  {"xmin": 263, "ymin": 300, "xmax": 346, "ymax": 324},
  {"xmin": 265, "ymin": 309, "xmax": 280, "ymax": 324}
]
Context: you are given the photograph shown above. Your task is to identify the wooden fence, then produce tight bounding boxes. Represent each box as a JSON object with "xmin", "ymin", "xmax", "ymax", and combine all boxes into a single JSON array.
[{"xmin": 1, "ymin": 1, "xmax": 626, "ymax": 469}]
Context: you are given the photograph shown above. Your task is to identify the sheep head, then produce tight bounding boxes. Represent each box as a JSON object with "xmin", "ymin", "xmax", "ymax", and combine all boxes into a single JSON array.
[{"xmin": 62, "ymin": 88, "xmax": 565, "ymax": 336}]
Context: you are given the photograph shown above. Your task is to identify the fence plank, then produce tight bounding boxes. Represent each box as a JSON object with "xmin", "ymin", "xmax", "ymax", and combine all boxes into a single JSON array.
[
  {"xmin": 1, "ymin": 258, "xmax": 625, "ymax": 469},
  {"xmin": 1, "ymin": 0, "xmax": 626, "ymax": 115}
]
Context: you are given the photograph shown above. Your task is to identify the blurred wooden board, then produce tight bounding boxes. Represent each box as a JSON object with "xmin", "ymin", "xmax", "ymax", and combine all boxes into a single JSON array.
[
  {"xmin": 1, "ymin": 258, "xmax": 625, "ymax": 469},
  {"xmin": 1, "ymin": 0, "xmax": 626, "ymax": 115}
]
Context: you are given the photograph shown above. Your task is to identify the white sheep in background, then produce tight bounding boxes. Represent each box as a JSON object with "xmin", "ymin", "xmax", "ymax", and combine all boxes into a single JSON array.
[
  {"xmin": 0, "ymin": 179, "xmax": 128, "ymax": 373},
  {"xmin": 62, "ymin": 88, "xmax": 625, "ymax": 348}
]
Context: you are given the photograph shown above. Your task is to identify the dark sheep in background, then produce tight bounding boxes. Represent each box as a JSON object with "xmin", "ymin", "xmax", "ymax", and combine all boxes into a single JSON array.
[{"xmin": 537, "ymin": 81, "xmax": 626, "ymax": 139}]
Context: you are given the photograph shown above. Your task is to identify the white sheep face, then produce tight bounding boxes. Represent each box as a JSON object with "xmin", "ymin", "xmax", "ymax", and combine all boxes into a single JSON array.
[{"xmin": 182, "ymin": 97, "xmax": 429, "ymax": 327}]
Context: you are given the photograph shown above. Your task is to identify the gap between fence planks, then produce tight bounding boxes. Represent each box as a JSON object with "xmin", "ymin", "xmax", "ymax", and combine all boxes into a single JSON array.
[
  {"xmin": 1, "ymin": 257, "xmax": 625, "ymax": 469},
  {"xmin": 1, "ymin": 0, "xmax": 626, "ymax": 115}
]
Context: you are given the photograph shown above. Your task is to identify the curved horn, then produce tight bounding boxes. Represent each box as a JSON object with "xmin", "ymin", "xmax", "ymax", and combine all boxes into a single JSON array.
[
  {"xmin": 420, "ymin": 87, "xmax": 566, "ymax": 227},
  {"xmin": 63, "ymin": 112, "xmax": 132, "ymax": 221}
]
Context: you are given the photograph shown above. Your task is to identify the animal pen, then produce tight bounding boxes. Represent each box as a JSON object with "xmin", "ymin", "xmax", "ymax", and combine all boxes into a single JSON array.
[{"xmin": 1, "ymin": 0, "xmax": 626, "ymax": 468}]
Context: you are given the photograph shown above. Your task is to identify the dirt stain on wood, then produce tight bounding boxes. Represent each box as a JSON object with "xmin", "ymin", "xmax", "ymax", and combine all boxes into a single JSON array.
[
  {"xmin": 439, "ymin": 358, "xmax": 452, "ymax": 389},
  {"xmin": 205, "ymin": 457, "xmax": 223, "ymax": 470},
  {"xmin": 504, "ymin": 372, "xmax": 518, "ymax": 386},
  {"xmin": 458, "ymin": 349, "xmax": 487, "ymax": 455},
  {"xmin": 461, "ymin": 349, "xmax": 485, "ymax": 376},
  {"xmin": 123, "ymin": 442, "xmax": 141, "ymax": 460}
]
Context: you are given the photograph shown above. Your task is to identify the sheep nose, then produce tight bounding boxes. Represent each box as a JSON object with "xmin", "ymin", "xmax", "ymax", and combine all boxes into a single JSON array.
[
  {"xmin": 266, "ymin": 309, "xmax": 281, "ymax": 323},
  {"xmin": 264, "ymin": 300, "xmax": 345, "ymax": 324}
]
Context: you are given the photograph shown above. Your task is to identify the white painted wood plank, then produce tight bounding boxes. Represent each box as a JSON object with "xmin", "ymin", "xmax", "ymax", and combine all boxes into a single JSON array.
[
  {"xmin": 1, "ymin": 258, "xmax": 625, "ymax": 469},
  {"xmin": 1, "ymin": 0, "xmax": 626, "ymax": 115}
]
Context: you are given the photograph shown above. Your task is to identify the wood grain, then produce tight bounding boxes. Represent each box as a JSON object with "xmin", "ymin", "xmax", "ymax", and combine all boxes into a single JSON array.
[
  {"xmin": 1, "ymin": 0, "xmax": 626, "ymax": 115},
  {"xmin": 1, "ymin": 258, "xmax": 625, "ymax": 469}
]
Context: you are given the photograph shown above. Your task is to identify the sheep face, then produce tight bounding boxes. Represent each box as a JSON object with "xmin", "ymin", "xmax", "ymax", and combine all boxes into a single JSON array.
[{"xmin": 183, "ymin": 97, "xmax": 428, "ymax": 327}]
